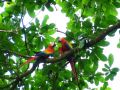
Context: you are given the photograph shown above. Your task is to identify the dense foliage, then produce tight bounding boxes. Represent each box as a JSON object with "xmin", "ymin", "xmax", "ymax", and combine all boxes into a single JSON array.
[{"xmin": 0, "ymin": 0, "xmax": 120, "ymax": 90}]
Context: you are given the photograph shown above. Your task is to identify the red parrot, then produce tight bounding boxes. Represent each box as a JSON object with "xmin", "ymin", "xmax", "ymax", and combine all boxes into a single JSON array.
[
  {"xmin": 21, "ymin": 43, "xmax": 55, "ymax": 67},
  {"xmin": 58, "ymin": 37, "xmax": 78, "ymax": 81}
]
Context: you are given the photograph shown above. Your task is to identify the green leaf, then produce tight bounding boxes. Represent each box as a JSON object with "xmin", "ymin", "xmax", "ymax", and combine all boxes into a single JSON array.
[
  {"xmin": 108, "ymin": 54, "xmax": 114, "ymax": 67},
  {"xmin": 106, "ymin": 87, "xmax": 112, "ymax": 90},
  {"xmin": 83, "ymin": 19, "xmax": 92, "ymax": 28},
  {"xmin": 84, "ymin": 7, "xmax": 95, "ymax": 17},
  {"xmin": 99, "ymin": 76, "xmax": 105, "ymax": 83},
  {"xmin": 25, "ymin": 2, "xmax": 35, "ymax": 18},
  {"xmin": 113, "ymin": 1, "xmax": 120, "ymax": 8},
  {"xmin": 105, "ymin": 64, "xmax": 110, "ymax": 69},
  {"xmin": 82, "ymin": 0, "xmax": 89, "ymax": 4},
  {"xmin": 42, "ymin": 15, "xmax": 49, "ymax": 27},
  {"xmin": 47, "ymin": 6, "xmax": 54, "ymax": 11},
  {"xmin": 102, "ymin": 68, "xmax": 109, "ymax": 72},
  {"xmin": 107, "ymin": 73, "xmax": 115, "ymax": 81},
  {"xmin": 94, "ymin": 77, "xmax": 99, "ymax": 86},
  {"xmin": 0, "ymin": 15, "xmax": 2, "ymax": 23},
  {"xmin": 103, "ymin": 82, "xmax": 108, "ymax": 89},
  {"xmin": 106, "ymin": 4, "xmax": 118, "ymax": 16},
  {"xmin": 111, "ymin": 68, "xmax": 119, "ymax": 73},
  {"xmin": 2, "ymin": 12, "xmax": 9, "ymax": 17},
  {"xmin": 0, "ymin": 79, "xmax": 4, "ymax": 86},
  {"xmin": 98, "ymin": 53, "xmax": 107, "ymax": 61},
  {"xmin": 48, "ymin": 23, "xmax": 55, "ymax": 29},
  {"xmin": 47, "ymin": 29, "xmax": 56, "ymax": 35},
  {"xmin": 28, "ymin": 10, "xmax": 35, "ymax": 18},
  {"xmin": 108, "ymin": 30, "xmax": 116, "ymax": 37},
  {"xmin": 98, "ymin": 40, "xmax": 110, "ymax": 47},
  {"xmin": 35, "ymin": 18, "xmax": 40, "ymax": 26},
  {"xmin": 117, "ymin": 42, "xmax": 120, "ymax": 48},
  {"xmin": 104, "ymin": 15, "xmax": 117, "ymax": 25}
]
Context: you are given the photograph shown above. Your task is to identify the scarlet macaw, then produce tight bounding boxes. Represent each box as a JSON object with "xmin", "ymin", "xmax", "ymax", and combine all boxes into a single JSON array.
[
  {"xmin": 21, "ymin": 43, "xmax": 55, "ymax": 67},
  {"xmin": 58, "ymin": 37, "xmax": 78, "ymax": 81}
]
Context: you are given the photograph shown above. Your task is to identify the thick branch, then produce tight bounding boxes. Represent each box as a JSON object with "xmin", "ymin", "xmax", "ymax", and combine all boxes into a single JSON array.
[
  {"xmin": 84, "ymin": 22, "xmax": 120, "ymax": 48},
  {"xmin": 10, "ymin": 56, "xmax": 46, "ymax": 89}
]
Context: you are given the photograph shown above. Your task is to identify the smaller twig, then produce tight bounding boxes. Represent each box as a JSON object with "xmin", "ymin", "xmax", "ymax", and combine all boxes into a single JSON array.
[
  {"xmin": 54, "ymin": 5, "xmax": 58, "ymax": 11},
  {"xmin": 0, "ymin": 30, "xmax": 18, "ymax": 33},
  {"xmin": 0, "ymin": 48, "xmax": 30, "ymax": 58},
  {"xmin": 56, "ymin": 28, "xmax": 66, "ymax": 35},
  {"xmin": 0, "ymin": 75, "xmax": 16, "ymax": 80},
  {"xmin": 25, "ymin": 10, "xmax": 41, "ymax": 26},
  {"xmin": 0, "ymin": 30, "xmax": 13, "ymax": 33}
]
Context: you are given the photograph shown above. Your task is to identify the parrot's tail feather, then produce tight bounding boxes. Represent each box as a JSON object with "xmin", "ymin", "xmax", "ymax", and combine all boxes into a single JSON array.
[
  {"xmin": 20, "ymin": 57, "xmax": 37, "ymax": 67},
  {"xmin": 69, "ymin": 60, "xmax": 78, "ymax": 82}
]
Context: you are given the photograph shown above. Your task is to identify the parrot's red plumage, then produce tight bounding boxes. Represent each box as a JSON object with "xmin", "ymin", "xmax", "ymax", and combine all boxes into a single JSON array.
[
  {"xmin": 58, "ymin": 37, "xmax": 78, "ymax": 81},
  {"xmin": 20, "ymin": 43, "xmax": 55, "ymax": 67}
]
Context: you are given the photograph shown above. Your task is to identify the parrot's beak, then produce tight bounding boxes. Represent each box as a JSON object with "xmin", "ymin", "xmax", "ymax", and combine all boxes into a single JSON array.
[
  {"xmin": 58, "ymin": 40, "xmax": 61, "ymax": 42},
  {"xmin": 58, "ymin": 38, "xmax": 62, "ymax": 42},
  {"xmin": 51, "ymin": 42, "xmax": 56, "ymax": 47},
  {"xmin": 53, "ymin": 43, "xmax": 56, "ymax": 47}
]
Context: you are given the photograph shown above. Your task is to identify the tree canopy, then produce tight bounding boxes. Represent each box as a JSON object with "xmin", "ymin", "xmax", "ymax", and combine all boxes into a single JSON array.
[{"xmin": 0, "ymin": 0, "xmax": 120, "ymax": 90}]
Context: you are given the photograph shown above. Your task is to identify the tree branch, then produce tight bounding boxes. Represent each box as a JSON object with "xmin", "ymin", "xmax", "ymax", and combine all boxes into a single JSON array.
[
  {"xmin": 0, "ymin": 29, "xmax": 18, "ymax": 33},
  {"xmin": 84, "ymin": 22, "xmax": 120, "ymax": 48},
  {"xmin": 0, "ymin": 48, "xmax": 30, "ymax": 58}
]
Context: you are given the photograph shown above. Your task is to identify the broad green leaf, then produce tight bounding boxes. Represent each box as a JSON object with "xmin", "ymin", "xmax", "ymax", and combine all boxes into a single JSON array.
[
  {"xmin": 0, "ymin": 15, "xmax": 2, "ymax": 23},
  {"xmin": 83, "ymin": 7, "xmax": 95, "ymax": 16},
  {"xmin": 0, "ymin": 2, "xmax": 4, "ymax": 6},
  {"xmin": 99, "ymin": 76, "xmax": 105, "ymax": 83},
  {"xmin": 94, "ymin": 77, "xmax": 99, "ymax": 86},
  {"xmin": 83, "ymin": 19, "xmax": 92, "ymax": 28},
  {"xmin": 35, "ymin": 18, "xmax": 40, "ymax": 26},
  {"xmin": 105, "ymin": 64, "xmax": 110, "ymax": 69},
  {"xmin": 41, "ymin": 5, "xmax": 45, "ymax": 11},
  {"xmin": 26, "ymin": 3, "xmax": 35, "ymax": 18},
  {"xmin": 28, "ymin": 10, "xmax": 35, "ymax": 18},
  {"xmin": 102, "ymin": 68, "xmax": 109, "ymax": 72},
  {"xmin": 106, "ymin": 4, "xmax": 118, "ymax": 16},
  {"xmin": 106, "ymin": 87, "xmax": 112, "ymax": 90},
  {"xmin": 108, "ymin": 54, "xmax": 114, "ymax": 67},
  {"xmin": 42, "ymin": 15, "xmax": 49, "ymax": 27},
  {"xmin": 117, "ymin": 39, "xmax": 120, "ymax": 48},
  {"xmin": 98, "ymin": 40, "xmax": 110, "ymax": 47},
  {"xmin": 94, "ymin": 16, "xmax": 101, "ymax": 27},
  {"xmin": 104, "ymin": 15, "xmax": 117, "ymax": 25},
  {"xmin": 0, "ymin": 79, "xmax": 4, "ymax": 86},
  {"xmin": 94, "ymin": 47, "xmax": 103, "ymax": 54},
  {"xmin": 82, "ymin": 0, "xmax": 89, "ymax": 5},
  {"xmin": 47, "ymin": 6, "xmax": 54, "ymax": 11},
  {"xmin": 94, "ymin": 47, "xmax": 104, "ymax": 61},
  {"xmin": 113, "ymin": 1, "xmax": 120, "ymax": 8},
  {"xmin": 98, "ymin": 53, "xmax": 107, "ymax": 61},
  {"xmin": 47, "ymin": 29, "xmax": 56, "ymax": 35},
  {"xmin": 108, "ymin": 30, "xmax": 116, "ymax": 37},
  {"xmin": 111, "ymin": 68, "xmax": 119, "ymax": 73},
  {"xmin": 1, "ymin": 12, "xmax": 9, "ymax": 17},
  {"xmin": 106, "ymin": 73, "xmax": 115, "ymax": 81},
  {"xmin": 103, "ymin": 82, "xmax": 108, "ymax": 89},
  {"xmin": 48, "ymin": 23, "xmax": 55, "ymax": 29}
]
